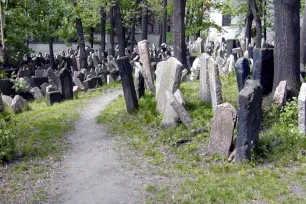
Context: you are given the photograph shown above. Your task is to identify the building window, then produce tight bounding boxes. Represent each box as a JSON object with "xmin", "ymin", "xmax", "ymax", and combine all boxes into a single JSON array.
[{"xmin": 222, "ymin": 15, "xmax": 231, "ymax": 27}]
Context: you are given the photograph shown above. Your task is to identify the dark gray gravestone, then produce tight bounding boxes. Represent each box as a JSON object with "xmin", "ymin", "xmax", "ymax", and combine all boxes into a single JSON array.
[
  {"xmin": 59, "ymin": 68, "xmax": 73, "ymax": 100},
  {"xmin": 31, "ymin": 76, "xmax": 49, "ymax": 88},
  {"xmin": 235, "ymin": 57, "xmax": 250, "ymax": 92},
  {"xmin": 83, "ymin": 77, "xmax": 103, "ymax": 90},
  {"xmin": 236, "ymin": 80, "xmax": 263, "ymax": 162},
  {"xmin": 117, "ymin": 56, "xmax": 138, "ymax": 113},
  {"xmin": 226, "ymin": 39, "xmax": 237, "ymax": 56},
  {"xmin": 252, "ymin": 48, "xmax": 274, "ymax": 95},
  {"xmin": 46, "ymin": 91, "xmax": 62, "ymax": 106}
]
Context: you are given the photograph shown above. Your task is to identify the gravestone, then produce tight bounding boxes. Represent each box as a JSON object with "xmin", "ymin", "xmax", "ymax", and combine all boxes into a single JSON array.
[
  {"xmin": 83, "ymin": 77, "xmax": 103, "ymax": 90},
  {"xmin": 2, "ymin": 95, "xmax": 13, "ymax": 106},
  {"xmin": 252, "ymin": 48, "xmax": 274, "ymax": 95},
  {"xmin": 47, "ymin": 67, "xmax": 61, "ymax": 91},
  {"xmin": 137, "ymin": 40, "xmax": 156, "ymax": 94},
  {"xmin": 46, "ymin": 91, "xmax": 62, "ymax": 106},
  {"xmin": 209, "ymin": 102, "xmax": 237, "ymax": 156},
  {"xmin": 235, "ymin": 57, "xmax": 250, "ymax": 92},
  {"xmin": 134, "ymin": 62, "xmax": 145, "ymax": 100},
  {"xmin": 30, "ymin": 87, "xmax": 44, "ymax": 101},
  {"xmin": 40, "ymin": 83, "xmax": 51, "ymax": 96},
  {"xmin": 208, "ymin": 58, "xmax": 223, "ymax": 110},
  {"xmin": 273, "ymin": 81, "xmax": 287, "ymax": 106},
  {"xmin": 298, "ymin": 83, "xmax": 306, "ymax": 133},
  {"xmin": 190, "ymin": 57, "xmax": 201, "ymax": 81},
  {"xmin": 0, "ymin": 96, "xmax": 3, "ymax": 112},
  {"xmin": 117, "ymin": 56, "xmax": 138, "ymax": 113},
  {"xmin": 155, "ymin": 57, "xmax": 183, "ymax": 114},
  {"xmin": 59, "ymin": 68, "xmax": 73, "ymax": 100},
  {"xmin": 107, "ymin": 75, "xmax": 114, "ymax": 84},
  {"xmin": 226, "ymin": 39, "xmax": 237, "ymax": 56},
  {"xmin": 73, "ymin": 76, "xmax": 85, "ymax": 90},
  {"xmin": 236, "ymin": 80, "xmax": 263, "ymax": 162},
  {"xmin": 199, "ymin": 53, "xmax": 211, "ymax": 102},
  {"xmin": 11, "ymin": 95, "xmax": 29, "ymax": 114},
  {"xmin": 31, "ymin": 76, "xmax": 49, "ymax": 88},
  {"xmin": 162, "ymin": 89, "xmax": 185, "ymax": 128}
]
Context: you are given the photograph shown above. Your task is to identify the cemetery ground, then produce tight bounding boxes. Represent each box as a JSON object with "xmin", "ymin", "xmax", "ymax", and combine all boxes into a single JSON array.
[
  {"xmin": 0, "ymin": 83, "xmax": 121, "ymax": 203},
  {"xmin": 99, "ymin": 74, "xmax": 306, "ymax": 203}
]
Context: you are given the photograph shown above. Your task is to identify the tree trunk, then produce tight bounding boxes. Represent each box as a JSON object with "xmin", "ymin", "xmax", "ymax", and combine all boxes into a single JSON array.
[
  {"xmin": 0, "ymin": 2, "xmax": 7, "ymax": 69},
  {"xmin": 141, "ymin": 0, "xmax": 148, "ymax": 40},
  {"xmin": 245, "ymin": 0, "xmax": 253, "ymax": 48},
  {"xmin": 301, "ymin": 7, "xmax": 306, "ymax": 67},
  {"xmin": 263, "ymin": 0, "xmax": 267, "ymax": 42},
  {"xmin": 90, "ymin": 27, "xmax": 94, "ymax": 48},
  {"xmin": 274, "ymin": 0, "xmax": 300, "ymax": 97},
  {"xmin": 173, "ymin": 0, "xmax": 187, "ymax": 67},
  {"xmin": 109, "ymin": 6, "xmax": 115, "ymax": 56},
  {"xmin": 250, "ymin": 0, "xmax": 262, "ymax": 48},
  {"xmin": 100, "ymin": 7, "xmax": 106, "ymax": 51},
  {"xmin": 162, "ymin": 0, "xmax": 167, "ymax": 44},
  {"xmin": 76, "ymin": 17, "xmax": 87, "ymax": 69},
  {"xmin": 131, "ymin": 0, "xmax": 140, "ymax": 52},
  {"xmin": 114, "ymin": 0, "xmax": 125, "ymax": 57},
  {"xmin": 49, "ymin": 38, "xmax": 55, "ymax": 70}
]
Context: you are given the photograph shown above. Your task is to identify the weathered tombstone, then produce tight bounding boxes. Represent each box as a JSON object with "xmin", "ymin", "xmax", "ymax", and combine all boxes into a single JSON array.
[
  {"xmin": 31, "ymin": 76, "xmax": 49, "ymax": 88},
  {"xmin": 273, "ymin": 81, "xmax": 287, "ymax": 106},
  {"xmin": 0, "ymin": 96, "xmax": 4, "ymax": 112},
  {"xmin": 298, "ymin": 83, "xmax": 306, "ymax": 133},
  {"xmin": 30, "ymin": 87, "xmax": 44, "ymax": 101},
  {"xmin": 166, "ymin": 91, "xmax": 193, "ymax": 129},
  {"xmin": 162, "ymin": 89, "xmax": 185, "ymax": 128},
  {"xmin": 134, "ymin": 62, "xmax": 145, "ymax": 100},
  {"xmin": 155, "ymin": 57, "xmax": 183, "ymax": 114},
  {"xmin": 83, "ymin": 77, "xmax": 103, "ymax": 90},
  {"xmin": 208, "ymin": 102, "xmax": 237, "ymax": 156},
  {"xmin": 208, "ymin": 58, "xmax": 223, "ymax": 110},
  {"xmin": 47, "ymin": 67, "xmax": 61, "ymax": 90},
  {"xmin": 236, "ymin": 80, "xmax": 263, "ymax": 162},
  {"xmin": 199, "ymin": 53, "xmax": 211, "ymax": 102},
  {"xmin": 59, "ymin": 68, "xmax": 73, "ymax": 100},
  {"xmin": 90, "ymin": 68, "xmax": 97, "ymax": 76},
  {"xmin": 252, "ymin": 48, "xmax": 274, "ymax": 95},
  {"xmin": 73, "ymin": 76, "xmax": 85, "ymax": 90},
  {"xmin": 190, "ymin": 57, "xmax": 201, "ymax": 81},
  {"xmin": 107, "ymin": 75, "xmax": 114, "ymax": 84},
  {"xmin": 228, "ymin": 54, "xmax": 236, "ymax": 73},
  {"xmin": 11, "ymin": 95, "xmax": 29, "ymax": 114},
  {"xmin": 46, "ymin": 91, "xmax": 62, "ymax": 106},
  {"xmin": 40, "ymin": 83, "xmax": 51, "ymax": 96},
  {"xmin": 137, "ymin": 40, "xmax": 156, "ymax": 94},
  {"xmin": 2, "ymin": 95, "xmax": 13, "ymax": 107},
  {"xmin": 235, "ymin": 57, "xmax": 250, "ymax": 92},
  {"xmin": 117, "ymin": 56, "xmax": 138, "ymax": 113},
  {"xmin": 226, "ymin": 39, "xmax": 237, "ymax": 56}
]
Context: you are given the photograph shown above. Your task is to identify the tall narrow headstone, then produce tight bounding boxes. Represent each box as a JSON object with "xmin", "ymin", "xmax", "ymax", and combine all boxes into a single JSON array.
[
  {"xmin": 252, "ymin": 48, "xmax": 274, "ymax": 95},
  {"xmin": 59, "ymin": 68, "xmax": 73, "ymax": 100},
  {"xmin": 226, "ymin": 39, "xmax": 237, "ymax": 56},
  {"xmin": 199, "ymin": 53, "xmax": 211, "ymax": 102},
  {"xmin": 134, "ymin": 62, "xmax": 145, "ymax": 100},
  {"xmin": 117, "ymin": 56, "xmax": 138, "ymax": 113},
  {"xmin": 236, "ymin": 80, "xmax": 263, "ymax": 162},
  {"xmin": 208, "ymin": 58, "xmax": 223, "ymax": 110},
  {"xmin": 298, "ymin": 83, "xmax": 306, "ymax": 133},
  {"xmin": 137, "ymin": 40, "xmax": 156, "ymax": 94},
  {"xmin": 235, "ymin": 57, "xmax": 250, "ymax": 92}
]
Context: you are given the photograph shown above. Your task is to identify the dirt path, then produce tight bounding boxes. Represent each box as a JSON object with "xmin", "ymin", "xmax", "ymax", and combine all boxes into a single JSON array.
[{"xmin": 48, "ymin": 90, "xmax": 148, "ymax": 204}]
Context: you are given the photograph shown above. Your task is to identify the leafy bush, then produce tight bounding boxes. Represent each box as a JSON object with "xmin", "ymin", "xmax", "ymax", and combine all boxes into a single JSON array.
[
  {"xmin": 280, "ymin": 97, "xmax": 298, "ymax": 127},
  {"xmin": 10, "ymin": 72, "xmax": 30, "ymax": 93},
  {"xmin": 0, "ymin": 112, "xmax": 16, "ymax": 164}
]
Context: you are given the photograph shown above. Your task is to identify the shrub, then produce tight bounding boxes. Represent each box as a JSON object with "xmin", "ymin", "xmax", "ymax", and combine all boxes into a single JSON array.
[{"xmin": 0, "ymin": 112, "xmax": 16, "ymax": 164}]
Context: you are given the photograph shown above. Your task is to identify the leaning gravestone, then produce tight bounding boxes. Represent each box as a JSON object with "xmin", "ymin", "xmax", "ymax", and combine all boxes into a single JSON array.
[
  {"xmin": 199, "ymin": 53, "xmax": 211, "ymax": 102},
  {"xmin": 298, "ymin": 83, "xmax": 306, "ymax": 133},
  {"xmin": 11, "ymin": 95, "xmax": 29, "ymax": 114},
  {"xmin": 138, "ymin": 40, "xmax": 156, "ymax": 94},
  {"xmin": 273, "ymin": 81, "xmax": 287, "ymax": 106},
  {"xmin": 236, "ymin": 80, "xmax": 263, "ymax": 162},
  {"xmin": 208, "ymin": 58, "xmax": 223, "ymax": 110},
  {"xmin": 252, "ymin": 48, "xmax": 274, "ymax": 95},
  {"xmin": 162, "ymin": 89, "xmax": 185, "ymax": 128},
  {"xmin": 47, "ymin": 67, "xmax": 62, "ymax": 92},
  {"xmin": 73, "ymin": 76, "xmax": 85, "ymax": 90},
  {"xmin": 208, "ymin": 102, "xmax": 237, "ymax": 156},
  {"xmin": 59, "ymin": 68, "xmax": 73, "ymax": 100},
  {"xmin": 235, "ymin": 57, "xmax": 250, "ymax": 92},
  {"xmin": 117, "ymin": 56, "xmax": 138, "ymax": 113},
  {"xmin": 30, "ymin": 87, "xmax": 44, "ymax": 101},
  {"xmin": 155, "ymin": 57, "xmax": 183, "ymax": 114}
]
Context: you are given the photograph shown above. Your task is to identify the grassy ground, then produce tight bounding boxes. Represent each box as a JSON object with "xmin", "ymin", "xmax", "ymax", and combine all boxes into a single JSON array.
[
  {"xmin": 98, "ymin": 75, "xmax": 306, "ymax": 203},
  {"xmin": 0, "ymin": 83, "xmax": 121, "ymax": 203}
]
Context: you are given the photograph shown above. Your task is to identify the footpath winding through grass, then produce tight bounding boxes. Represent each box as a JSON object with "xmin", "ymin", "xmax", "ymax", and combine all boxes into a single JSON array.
[
  {"xmin": 98, "ymin": 75, "xmax": 306, "ymax": 203},
  {"xmin": 0, "ymin": 83, "xmax": 121, "ymax": 203}
]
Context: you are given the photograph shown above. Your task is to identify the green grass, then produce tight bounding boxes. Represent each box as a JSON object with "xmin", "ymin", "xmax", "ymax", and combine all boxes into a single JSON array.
[
  {"xmin": 98, "ymin": 75, "xmax": 306, "ymax": 203},
  {"xmin": 0, "ymin": 84, "xmax": 121, "ymax": 203}
]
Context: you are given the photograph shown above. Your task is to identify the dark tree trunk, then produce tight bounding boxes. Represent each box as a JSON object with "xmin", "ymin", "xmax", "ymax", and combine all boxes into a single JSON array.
[
  {"xmin": 76, "ymin": 17, "xmax": 87, "ymax": 69},
  {"xmin": 173, "ymin": 0, "xmax": 187, "ymax": 67},
  {"xmin": 274, "ymin": 0, "xmax": 300, "ymax": 97},
  {"xmin": 159, "ymin": 24, "xmax": 162, "ymax": 46},
  {"xmin": 141, "ymin": 0, "xmax": 148, "ymax": 40},
  {"xmin": 301, "ymin": 8, "xmax": 306, "ymax": 67},
  {"xmin": 114, "ymin": 0, "xmax": 125, "ymax": 57},
  {"xmin": 100, "ymin": 7, "xmax": 106, "ymax": 51},
  {"xmin": 263, "ymin": 0, "xmax": 267, "ymax": 42},
  {"xmin": 245, "ymin": 0, "xmax": 253, "ymax": 47},
  {"xmin": 162, "ymin": 0, "xmax": 167, "ymax": 44},
  {"xmin": 131, "ymin": 0, "xmax": 140, "ymax": 52},
  {"xmin": 109, "ymin": 6, "xmax": 115, "ymax": 56},
  {"xmin": 250, "ymin": 0, "xmax": 262, "ymax": 48},
  {"xmin": 49, "ymin": 38, "xmax": 55, "ymax": 70},
  {"xmin": 90, "ymin": 27, "xmax": 94, "ymax": 48}
]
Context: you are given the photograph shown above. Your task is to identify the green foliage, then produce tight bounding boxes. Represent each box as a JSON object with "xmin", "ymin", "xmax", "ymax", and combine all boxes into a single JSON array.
[
  {"xmin": 280, "ymin": 98, "xmax": 298, "ymax": 127},
  {"xmin": 0, "ymin": 111, "xmax": 16, "ymax": 164},
  {"xmin": 0, "ymin": 70, "xmax": 7, "ymax": 79},
  {"xmin": 9, "ymin": 72, "xmax": 30, "ymax": 93}
]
